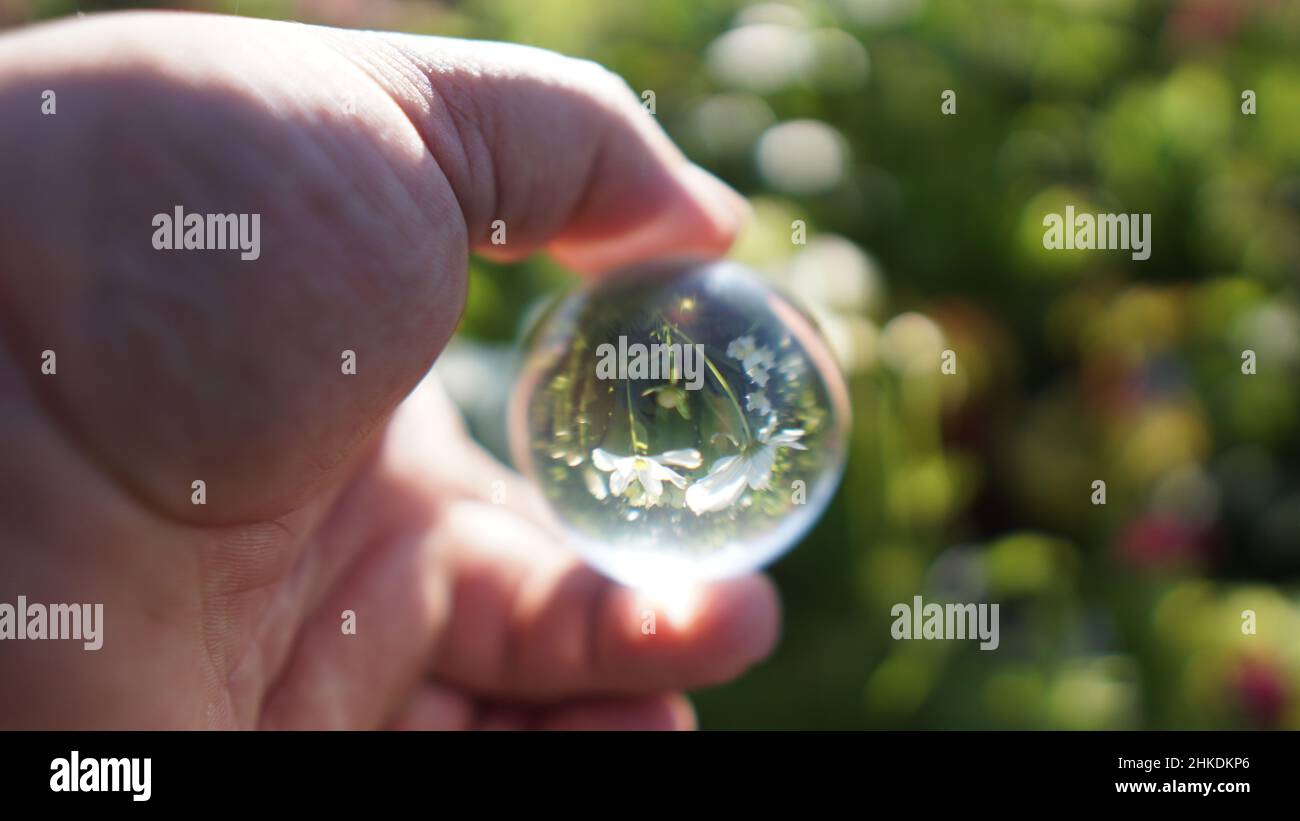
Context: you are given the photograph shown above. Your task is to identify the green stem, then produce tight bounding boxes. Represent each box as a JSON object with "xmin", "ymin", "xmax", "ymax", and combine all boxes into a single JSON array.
[
  {"xmin": 703, "ymin": 354, "xmax": 752, "ymax": 443},
  {"xmin": 625, "ymin": 379, "xmax": 645, "ymax": 454},
  {"xmin": 656, "ymin": 314, "xmax": 752, "ymax": 445}
]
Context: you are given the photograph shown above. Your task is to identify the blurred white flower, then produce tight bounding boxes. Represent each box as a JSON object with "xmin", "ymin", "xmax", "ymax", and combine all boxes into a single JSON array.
[
  {"xmin": 710, "ymin": 8, "xmax": 868, "ymax": 94},
  {"xmin": 727, "ymin": 335, "xmax": 758, "ymax": 359},
  {"xmin": 778, "ymin": 351, "xmax": 807, "ymax": 380},
  {"xmin": 879, "ymin": 312, "xmax": 946, "ymax": 375},
  {"xmin": 583, "ymin": 466, "xmax": 610, "ymax": 501},
  {"xmin": 787, "ymin": 235, "xmax": 882, "ymax": 315},
  {"xmin": 746, "ymin": 390, "xmax": 773, "ymax": 415},
  {"xmin": 747, "ymin": 350, "xmax": 775, "ymax": 386},
  {"xmin": 756, "ymin": 120, "xmax": 848, "ymax": 194},
  {"xmin": 686, "ymin": 429, "xmax": 807, "ymax": 514},
  {"xmin": 728, "ymin": 335, "xmax": 775, "ymax": 386},
  {"xmin": 592, "ymin": 448, "xmax": 702, "ymax": 501},
  {"xmin": 707, "ymin": 23, "xmax": 811, "ymax": 94}
]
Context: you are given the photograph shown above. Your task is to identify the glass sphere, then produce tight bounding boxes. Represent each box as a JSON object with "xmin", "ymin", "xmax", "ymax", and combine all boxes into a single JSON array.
[{"xmin": 509, "ymin": 260, "xmax": 850, "ymax": 589}]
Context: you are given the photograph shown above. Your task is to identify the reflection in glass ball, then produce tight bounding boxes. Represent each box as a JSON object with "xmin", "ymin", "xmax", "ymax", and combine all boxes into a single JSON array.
[{"xmin": 509, "ymin": 260, "xmax": 851, "ymax": 589}]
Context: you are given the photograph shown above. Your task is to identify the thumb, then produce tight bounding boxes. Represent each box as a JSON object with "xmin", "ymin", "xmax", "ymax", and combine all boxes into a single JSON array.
[
  {"xmin": 0, "ymin": 12, "xmax": 746, "ymax": 525},
  {"xmin": 362, "ymin": 32, "xmax": 749, "ymax": 273}
]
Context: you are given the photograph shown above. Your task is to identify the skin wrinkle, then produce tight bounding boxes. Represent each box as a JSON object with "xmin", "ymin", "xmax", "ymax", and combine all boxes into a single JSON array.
[
  {"xmin": 202, "ymin": 522, "xmax": 298, "ymax": 725},
  {"xmin": 223, "ymin": 556, "xmax": 312, "ymax": 725},
  {"xmin": 344, "ymin": 35, "xmax": 491, "ymax": 243},
  {"xmin": 436, "ymin": 76, "xmax": 502, "ymax": 250},
  {"xmin": 252, "ymin": 528, "xmax": 364, "ymax": 728},
  {"xmin": 237, "ymin": 420, "xmax": 451, "ymax": 725},
  {"xmin": 284, "ymin": 444, "xmax": 389, "ymax": 623},
  {"xmin": 562, "ymin": 125, "xmax": 612, "ymax": 256},
  {"xmin": 221, "ymin": 453, "xmax": 373, "ymax": 726},
  {"xmin": 196, "ymin": 545, "xmax": 241, "ymax": 728},
  {"xmin": 516, "ymin": 96, "xmax": 600, "ymax": 255},
  {"xmin": 200, "ymin": 417, "xmax": 405, "ymax": 725},
  {"xmin": 220, "ymin": 554, "xmax": 309, "ymax": 726},
  {"xmin": 429, "ymin": 58, "xmax": 509, "ymax": 252},
  {"xmin": 258, "ymin": 505, "xmax": 447, "ymax": 728},
  {"xmin": 313, "ymin": 32, "xmax": 464, "ymax": 259},
  {"xmin": 366, "ymin": 35, "xmax": 622, "ymax": 255},
  {"xmin": 239, "ymin": 96, "xmax": 453, "ymax": 490},
  {"xmin": 307, "ymin": 39, "xmax": 475, "ymax": 436}
]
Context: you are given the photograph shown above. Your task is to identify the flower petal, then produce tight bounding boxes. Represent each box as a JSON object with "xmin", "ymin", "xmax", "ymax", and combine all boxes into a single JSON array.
[
  {"xmin": 650, "ymin": 460, "xmax": 689, "ymax": 490},
  {"xmin": 659, "ymin": 448, "xmax": 703, "ymax": 469},
  {"xmin": 609, "ymin": 466, "xmax": 631, "ymax": 496},
  {"xmin": 686, "ymin": 455, "xmax": 750, "ymax": 514},
  {"xmin": 591, "ymin": 448, "xmax": 619, "ymax": 472},
  {"xmin": 583, "ymin": 467, "xmax": 609, "ymax": 501},
  {"xmin": 727, "ymin": 335, "xmax": 756, "ymax": 360},
  {"xmin": 636, "ymin": 461, "xmax": 664, "ymax": 499},
  {"xmin": 771, "ymin": 429, "xmax": 807, "ymax": 449},
  {"xmin": 746, "ymin": 444, "xmax": 777, "ymax": 490}
]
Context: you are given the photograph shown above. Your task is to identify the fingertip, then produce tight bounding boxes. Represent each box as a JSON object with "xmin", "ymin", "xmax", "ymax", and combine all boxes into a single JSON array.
[
  {"xmin": 609, "ymin": 573, "xmax": 782, "ymax": 690},
  {"xmin": 549, "ymin": 162, "xmax": 749, "ymax": 276},
  {"xmin": 692, "ymin": 573, "xmax": 783, "ymax": 669},
  {"xmin": 676, "ymin": 162, "xmax": 752, "ymax": 245}
]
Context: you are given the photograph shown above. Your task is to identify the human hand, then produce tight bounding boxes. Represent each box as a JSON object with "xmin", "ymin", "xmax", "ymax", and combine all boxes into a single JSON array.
[{"xmin": 0, "ymin": 11, "xmax": 778, "ymax": 729}]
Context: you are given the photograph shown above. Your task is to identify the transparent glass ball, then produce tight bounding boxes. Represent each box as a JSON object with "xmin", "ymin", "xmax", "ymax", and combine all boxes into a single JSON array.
[{"xmin": 509, "ymin": 260, "xmax": 850, "ymax": 589}]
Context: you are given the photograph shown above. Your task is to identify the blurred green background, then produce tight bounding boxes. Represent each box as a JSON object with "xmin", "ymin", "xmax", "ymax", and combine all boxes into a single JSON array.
[{"xmin": 12, "ymin": 0, "xmax": 1299, "ymax": 729}]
